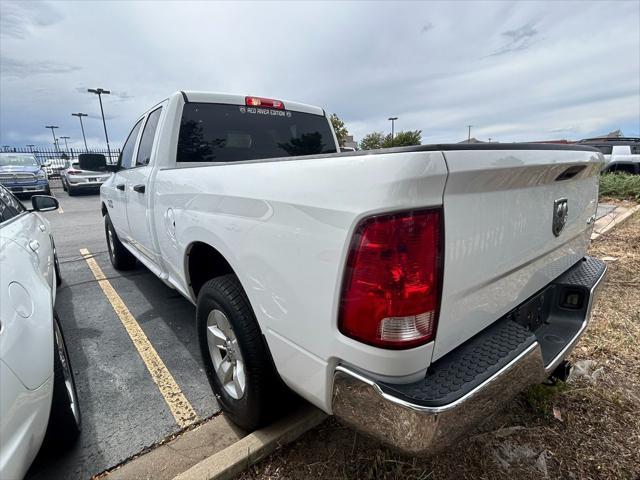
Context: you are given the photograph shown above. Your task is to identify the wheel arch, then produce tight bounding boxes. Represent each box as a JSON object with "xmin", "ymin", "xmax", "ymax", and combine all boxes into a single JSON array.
[{"xmin": 185, "ymin": 241, "xmax": 237, "ymax": 300}]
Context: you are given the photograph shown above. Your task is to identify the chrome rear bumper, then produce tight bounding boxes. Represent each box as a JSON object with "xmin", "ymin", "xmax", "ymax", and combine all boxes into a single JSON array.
[{"xmin": 332, "ymin": 257, "xmax": 607, "ymax": 456}]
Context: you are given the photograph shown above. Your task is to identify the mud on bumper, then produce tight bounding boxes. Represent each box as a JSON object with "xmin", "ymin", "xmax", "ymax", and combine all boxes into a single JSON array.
[{"xmin": 332, "ymin": 256, "xmax": 607, "ymax": 456}]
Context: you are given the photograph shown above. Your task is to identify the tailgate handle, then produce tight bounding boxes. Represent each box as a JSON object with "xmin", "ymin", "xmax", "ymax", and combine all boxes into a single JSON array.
[{"xmin": 555, "ymin": 165, "xmax": 586, "ymax": 182}]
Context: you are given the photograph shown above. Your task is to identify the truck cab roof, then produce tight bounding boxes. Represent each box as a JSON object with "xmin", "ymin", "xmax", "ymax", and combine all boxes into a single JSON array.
[{"xmin": 177, "ymin": 91, "xmax": 325, "ymax": 116}]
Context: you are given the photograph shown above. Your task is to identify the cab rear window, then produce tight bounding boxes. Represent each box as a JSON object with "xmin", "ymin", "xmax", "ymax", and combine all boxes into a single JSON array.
[{"xmin": 177, "ymin": 103, "xmax": 337, "ymax": 163}]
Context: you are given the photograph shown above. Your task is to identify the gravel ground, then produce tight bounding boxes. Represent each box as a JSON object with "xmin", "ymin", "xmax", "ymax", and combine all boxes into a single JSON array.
[{"xmin": 240, "ymin": 210, "xmax": 640, "ymax": 480}]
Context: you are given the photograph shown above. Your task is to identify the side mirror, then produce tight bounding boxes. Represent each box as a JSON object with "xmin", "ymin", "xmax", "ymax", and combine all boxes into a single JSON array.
[
  {"xmin": 31, "ymin": 195, "xmax": 59, "ymax": 212},
  {"xmin": 79, "ymin": 153, "xmax": 107, "ymax": 171}
]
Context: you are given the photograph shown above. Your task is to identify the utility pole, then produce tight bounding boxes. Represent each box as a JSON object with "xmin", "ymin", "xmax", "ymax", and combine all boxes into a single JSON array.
[
  {"xmin": 388, "ymin": 117, "xmax": 398, "ymax": 146},
  {"xmin": 72, "ymin": 113, "xmax": 89, "ymax": 152},
  {"xmin": 466, "ymin": 125, "xmax": 473, "ymax": 143},
  {"xmin": 88, "ymin": 88, "xmax": 111, "ymax": 160},
  {"xmin": 60, "ymin": 136, "xmax": 71, "ymax": 151},
  {"xmin": 45, "ymin": 125, "xmax": 59, "ymax": 151}
]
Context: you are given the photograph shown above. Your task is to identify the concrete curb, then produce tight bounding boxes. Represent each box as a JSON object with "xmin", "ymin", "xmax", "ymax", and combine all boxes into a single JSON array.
[
  {"xmin": 591, "ymin": 204, "xmax": 640, "ymax": 240},
  {"xmin": 173, "ymin": 405, "xmax": 327, "ymax": 480},
  {"xmin": 102, "ymin": 415, "xmax": 245, "ymax": 480}
]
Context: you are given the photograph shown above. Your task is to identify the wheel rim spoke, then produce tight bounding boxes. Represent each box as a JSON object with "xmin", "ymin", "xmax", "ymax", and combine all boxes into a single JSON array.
[
  {"xmin": 207, "ymin": 325, "xmax": 227, "ymax": 349},
  {"xmin": 213, "ymin": 310, "xmax": 233, "ymax": 338},
  {"xmin": 217, "ymin": 358, "xmax": 233, "ymax": 384},
  {"xmin": 232, "ymin": 360, "xmax": 245, "ymax": 397}
]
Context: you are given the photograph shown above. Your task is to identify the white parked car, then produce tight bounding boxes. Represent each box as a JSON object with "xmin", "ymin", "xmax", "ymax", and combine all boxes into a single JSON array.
[
  {"xmin": 0, "ymin": 185, "xmax": 81, "ymax": 479},
  {"xmin": 84, "ymin": 91, "xmax": 606, "ymax": 455},
  {"xmin": 60, "ymin": 156, "xmax": 111, "ymax": 196}
]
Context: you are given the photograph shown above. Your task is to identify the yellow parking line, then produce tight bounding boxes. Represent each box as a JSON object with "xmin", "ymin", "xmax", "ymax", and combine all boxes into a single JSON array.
[{"xmin": 79, "ymin": 248, "xmax": 198, "ymax": 428}]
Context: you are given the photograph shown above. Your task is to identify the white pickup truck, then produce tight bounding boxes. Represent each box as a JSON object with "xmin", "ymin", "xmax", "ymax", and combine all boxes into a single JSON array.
[
  {"xmin": 82, "ymin": 91, "xmax": 607, "ymax": 455},
  {"xmin": 577, "ymin": 137, "xmax": 640, "ymax": 174}
]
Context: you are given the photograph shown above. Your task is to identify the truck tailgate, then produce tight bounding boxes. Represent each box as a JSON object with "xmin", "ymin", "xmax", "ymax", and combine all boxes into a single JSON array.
[{"xmin": 433, "ymin": 148, "xmax": 603, "ymax": 360}]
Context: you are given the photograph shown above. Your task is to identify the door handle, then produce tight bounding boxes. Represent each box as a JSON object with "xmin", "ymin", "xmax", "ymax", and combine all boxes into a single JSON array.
[
  {"xmin": 133, "ymin": 184, "xmax": 146, "ymax": 194},
  {"xmin": 29, "ymin": 240, "xmax": 40, "ymax": 252},
  {"xmin": 116, "ymin": 184, "xmax": 125, "ymax": 191}
]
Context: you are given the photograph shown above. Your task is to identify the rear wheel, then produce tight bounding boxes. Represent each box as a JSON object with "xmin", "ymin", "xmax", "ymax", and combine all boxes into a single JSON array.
[
  {"xmin": 42, "ymin": 314, "xmax": 81, "ymax": 450},
  {"xmin": 197, "ymin": 275, "xmax": 290, "ymax": 431},
  {"xmin": 105, "ymin": 214, "xmax": 137, "ymax": 270},
  {"xmin": 67, "ymin": 185, "xmax": 77, "ymax": 196},
  {"xmin": 62, "ymin": 179, "xmax": 68, "ymax": 192}
]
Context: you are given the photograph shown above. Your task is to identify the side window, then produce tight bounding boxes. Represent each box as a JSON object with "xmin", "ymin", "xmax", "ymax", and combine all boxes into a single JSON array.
[
  {"xmin": 119, "ymin": 119, "xmax": 144, "ymax": 169},
  {"xmin": 136, "ymin": 107, "xmax": 163, "ymax": 167},
  {"xmin": 0, "ymin": 187, "xmax": 25, "ymax": 223}
]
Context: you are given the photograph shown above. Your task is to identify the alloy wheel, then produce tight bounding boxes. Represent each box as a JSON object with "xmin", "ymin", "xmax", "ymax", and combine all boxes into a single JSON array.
[{"xmin": 206, "ymin": 309, "xmax": 246, "ymax": 399}]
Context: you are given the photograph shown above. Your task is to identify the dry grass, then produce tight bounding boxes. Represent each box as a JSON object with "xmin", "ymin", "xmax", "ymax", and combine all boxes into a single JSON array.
[{"xmin": 241, "ymin": 211, "xmax": 640, "ymax": 480}]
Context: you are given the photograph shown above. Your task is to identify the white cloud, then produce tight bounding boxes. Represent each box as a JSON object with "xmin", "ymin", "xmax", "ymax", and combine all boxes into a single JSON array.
[{"xmin": 0, "ymin": 0, "xmax": 638, "ymax": 148}]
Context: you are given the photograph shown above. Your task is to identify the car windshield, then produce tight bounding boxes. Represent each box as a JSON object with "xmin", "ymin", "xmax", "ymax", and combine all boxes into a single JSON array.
[{"xmin": 0, "ymin": 153, "xmax": 39, "ymax": 167}]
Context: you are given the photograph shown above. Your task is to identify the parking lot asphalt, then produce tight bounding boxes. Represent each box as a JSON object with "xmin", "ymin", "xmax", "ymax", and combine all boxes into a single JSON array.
[{"xmin": 22, "ymin": 189, "xmax": 220, "ymax": 480}]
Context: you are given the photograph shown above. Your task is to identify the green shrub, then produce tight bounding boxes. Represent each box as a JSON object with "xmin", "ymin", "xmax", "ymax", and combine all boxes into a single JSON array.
[{"xmin": 599, "ymin": 173, "xmax": 640, "ymax": 201}]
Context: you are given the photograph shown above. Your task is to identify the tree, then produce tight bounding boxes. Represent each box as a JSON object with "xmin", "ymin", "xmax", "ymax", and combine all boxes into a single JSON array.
[
  {"xmin": 359, "ymin": 130, "xmax": 422, "ymax": 150},
  {"xmin": 383, "ymin": 130, "xmax": 422, "ymax": 148},
  {"xmin": 359, "ymin": 132, "xmax": 386, "ymax": 150},
  {"xmin": 329, "ymin": 113, "xmax": 349, "ymax": 146}
]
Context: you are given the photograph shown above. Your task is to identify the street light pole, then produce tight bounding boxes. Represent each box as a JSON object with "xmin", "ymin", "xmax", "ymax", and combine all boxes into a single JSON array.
[
  {"xmin": 60, "ymin": 136, "xmax": 70, "ymax": 151},
  {"xmin": 45, "ymin": 125, "xmax": 59, "ymax": 151},
  {"xmin": 87, "ymin": 88, "xmax": 111, "ymax": 160},
  {"xmin": 388, "ymin": 117, "xmax": 398, "ymax": 147},
  {"xmin": 466, "ymin": 125, "xmax": 473, "ymax": 143},
  {"xmin": 72, "ymin": 113, "xmax": 89, "ymax": 152}
]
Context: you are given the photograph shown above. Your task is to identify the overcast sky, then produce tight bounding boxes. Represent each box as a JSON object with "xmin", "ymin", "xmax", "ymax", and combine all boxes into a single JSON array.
[{"xmin": 1, "ymin": 0, "xmax": 639, "ymax": 150}]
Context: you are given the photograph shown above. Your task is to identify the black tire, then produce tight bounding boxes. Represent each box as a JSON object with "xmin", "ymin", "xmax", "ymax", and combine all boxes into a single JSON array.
[
  {"xmin": 67, "ymin": 185, "xmax": 77, "ymax": 196},
  {"xmin": 105, "ymin": 214, "xmax": 137, "ymax": 270},
  {"xmin": 53, "ymin": 243, "xmax": 62, "ymax": 287},
  {"xmin": 45, "ymin": 186, "xmax": 51, "ymax": 195},
  {"xmin": 197, "ymin": 274, "xmax": 290, "ymax": 431},
  {"xmin": 42, "ymin": 314, "xmax": 81, "ymax": 450},
  {"xmin": 62, "ymin": 179, "xmax": 68, "ymax": 192}
]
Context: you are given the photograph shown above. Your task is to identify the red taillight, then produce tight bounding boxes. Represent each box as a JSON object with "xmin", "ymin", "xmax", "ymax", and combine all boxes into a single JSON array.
[
  {"xmin": 67, "ymin": 170, "xmax": 80, "ymax": 175},
  {"xmin": 338, "ymin": 209, "xmax": 443, "ymax": 349},
  {"xmin": 245, "ymin": 96, "xmax": 284, "ymax": 109}
]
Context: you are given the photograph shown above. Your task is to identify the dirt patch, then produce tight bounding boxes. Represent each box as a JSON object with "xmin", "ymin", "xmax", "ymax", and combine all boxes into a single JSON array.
[{"xmin": 241, "ymin": 211, "xmax": 640, "ymax": 480}]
